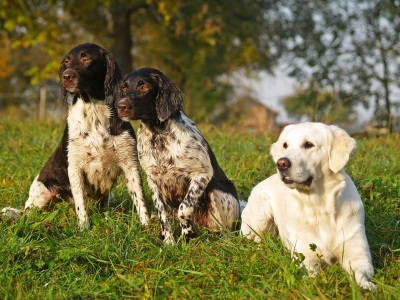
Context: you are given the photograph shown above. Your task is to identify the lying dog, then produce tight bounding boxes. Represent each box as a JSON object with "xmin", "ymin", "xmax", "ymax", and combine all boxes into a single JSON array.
[
  {"xmin": 2, "ymin": 43, "xmax": 149, "ymax": 229},
  {"xmin": 117, "ymin": 67, "xmax": 240, "ymax": 243},
  {"xmin": 240, "ymin": 122, "xmax": 375, "ymax": 290}
]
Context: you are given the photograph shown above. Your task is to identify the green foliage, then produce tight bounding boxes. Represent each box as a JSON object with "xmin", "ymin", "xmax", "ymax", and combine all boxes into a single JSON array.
[
  {"xmin": 0, "ymin": 0, "xmax": 91, "ymax": 85},
  {"xmin": 2, "ymin": 0, "xmax": 400, "ymax": 126},
  {"xmin": 279, "ymin": 0, "xmax": 400, "ymax": 131},
  {"xmin": 0, "ymin": 119, "xmax": 399, "ymax": 299},
  {"xmin": 0, "ymin": 0, "xmax": 281, "ymax": 120},
  {"xmin": 281, "ymin": 84, "xmax": 357, "ymax": 125},
  {"xmin": 131, "ymin": 0, "xmax": 280, "ymax": 119}
]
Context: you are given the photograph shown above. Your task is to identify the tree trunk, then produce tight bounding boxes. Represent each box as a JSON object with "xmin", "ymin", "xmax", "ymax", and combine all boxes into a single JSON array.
[
  {"xmin": 110, "ymin": 2, "xmax": 149, "ymax": 75},
  {"xmin": 380, "ymin": 41, "xmax": 393, "ymax": 134},
  {"xmin": 382, "ymin": 75, "xmax": 393, "ymax": 134},
  {"xmin": 110, "ymin": 9, "xmax": 132, "ymax": 74}
]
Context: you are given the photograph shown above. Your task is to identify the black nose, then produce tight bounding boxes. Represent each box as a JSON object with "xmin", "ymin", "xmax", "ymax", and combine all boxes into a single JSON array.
[
  {"xmin": 62, "ymin": 69, "xmax": 75, "ymax": 82},
  {"xmin": 117, "ymin": 98, "xmax": 132, "ymax": 112},
  {"xmin": 276, "ymin": 157, "xmax": 291, "ymax": 171}
]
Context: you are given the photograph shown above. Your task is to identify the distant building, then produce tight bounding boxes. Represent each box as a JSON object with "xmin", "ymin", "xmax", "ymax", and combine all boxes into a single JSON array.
[{"xmin": 225, "ymin": 96, "xmax": 278, "ymax": 132}]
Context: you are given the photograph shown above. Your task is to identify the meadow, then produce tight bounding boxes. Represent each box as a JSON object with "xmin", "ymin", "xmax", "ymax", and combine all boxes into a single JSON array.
[{"xmin": 0, "ymin": 118, "xmax": 399, "ymax": 299}]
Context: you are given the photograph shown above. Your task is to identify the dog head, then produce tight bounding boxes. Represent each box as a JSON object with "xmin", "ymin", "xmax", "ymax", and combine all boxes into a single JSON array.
[
  {"xmin": 116, "ymin": 67, "xmax": 183, "ymax": 123},
  {"xmin": 270, "ymin": 122, "xmax": 356, "ymax": 189},
  {"xmin": 59, "ymin": 43, "xmax": 121, "ymax": 105}
]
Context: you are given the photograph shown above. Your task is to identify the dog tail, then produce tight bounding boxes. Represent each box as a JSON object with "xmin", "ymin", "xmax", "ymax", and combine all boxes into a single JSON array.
[{"xmin": 1, "ymin": 207, "xmax": 23, "ymax": 220}]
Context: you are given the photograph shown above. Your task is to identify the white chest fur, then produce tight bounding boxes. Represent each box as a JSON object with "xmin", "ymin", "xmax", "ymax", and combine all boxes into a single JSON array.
[{"xmin": 67, "ymin": 98, "xmax": 121, "ymax": 194}]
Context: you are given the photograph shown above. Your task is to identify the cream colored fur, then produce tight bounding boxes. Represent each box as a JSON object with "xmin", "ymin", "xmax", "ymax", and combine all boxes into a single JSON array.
[{"xmin": 241, "ymin": 122, "xmax": 375, "ymax": 290}]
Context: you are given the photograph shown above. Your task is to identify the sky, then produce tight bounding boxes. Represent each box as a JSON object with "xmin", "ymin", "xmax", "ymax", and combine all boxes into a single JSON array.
[{"xmin": 247, "ymin": 70, "xmax": 296, "ymax": 123}]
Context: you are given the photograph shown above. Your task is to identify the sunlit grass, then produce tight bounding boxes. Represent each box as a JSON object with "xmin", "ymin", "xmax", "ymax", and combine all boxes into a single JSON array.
[{"xmin": 0, "ymin": 118, "xmax": 399, "ymax": 299}]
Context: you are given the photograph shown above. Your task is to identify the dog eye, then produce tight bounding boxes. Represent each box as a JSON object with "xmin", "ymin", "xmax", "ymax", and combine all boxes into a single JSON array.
[
  {"xmin": 137, "ymin": 85, "xmax": 150, "ymax": 92},
  {"xmin": 64, "ymin": 58, "xmax": 70, "ymax": 65},
  {"xmin": 81, "ymin": 57, "xmax": 91, "ymax": 63},
  {"xmin": 283, "ymin": 142, "xmax": 288, "ymax": 149},
  {"xmin": 303, "ymin": 141, "xmax": 315, "ymax": 149}
]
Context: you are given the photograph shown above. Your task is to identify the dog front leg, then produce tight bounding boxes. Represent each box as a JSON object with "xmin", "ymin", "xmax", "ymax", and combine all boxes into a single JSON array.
[
  {"xmin": 120, "ymin": 161, "xmax": 149, "ymax": 226},
  {"xmin": 68, "ymin": 166, "xmax": 89, "ymax": 230},
  {"xmin": 240, "ymin": 190, "xmax": 275, "ymax": 243},
  {"xmin": 147, "ymin": 177, "xmax": 174, "ymax": 244},
  {"xmin": 341, "ymin": 240, "xmax": 376, "ymax": 290},
  {"xmin": 178, "ymin": 175, "xmax": 210, "ymax": 238}
]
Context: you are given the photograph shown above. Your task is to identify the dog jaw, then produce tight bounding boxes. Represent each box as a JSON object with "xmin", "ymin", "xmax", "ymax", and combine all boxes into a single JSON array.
[{"xmin": 281, "ymin": 174, "xmax": 314, "ymax": 188}]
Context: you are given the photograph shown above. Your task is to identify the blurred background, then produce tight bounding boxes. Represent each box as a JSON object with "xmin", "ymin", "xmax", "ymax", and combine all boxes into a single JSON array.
[{"xmin": 1, "ymin": 0, "xmax": 399, "ymax": 134}]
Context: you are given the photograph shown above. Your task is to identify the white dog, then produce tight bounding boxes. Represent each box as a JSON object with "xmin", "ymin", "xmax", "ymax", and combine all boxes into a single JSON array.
[{"xmin": 241, "ymin": 122, "xmax": 375, "ymax": 290}]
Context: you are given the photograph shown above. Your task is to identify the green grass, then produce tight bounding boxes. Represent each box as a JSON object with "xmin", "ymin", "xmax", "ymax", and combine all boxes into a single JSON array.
[{"xmin": 0, "ymin": 118, "xmax": 399, "ymax": 299}]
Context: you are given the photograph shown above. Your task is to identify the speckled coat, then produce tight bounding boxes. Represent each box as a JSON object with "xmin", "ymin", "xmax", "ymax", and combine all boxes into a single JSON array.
[
  {"xmin": 117, "ymin": 67, "xmax": 240, "ymax": 244},
  {"xmin": 6, "ymin": 44, "xmax": 149, "ymax": 229}
]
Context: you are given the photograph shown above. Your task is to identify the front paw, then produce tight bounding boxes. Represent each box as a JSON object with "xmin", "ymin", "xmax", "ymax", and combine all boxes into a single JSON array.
[
  {"xmin": 358, "ymin": 278, "xmax": 376, "ymax": 291},
  {"xmin": 180, "ymin": 221, "xmax": 198, "ymax": 239},
  {"xmin": 163, "ymin": 235, "xmax": 175, "ymax": 245},
  {"xmin": 78, "ymin": 218, "xmax": 90, "ymax": 231},
  {"xmin": 160, "ymin": 230, "xmax": 175, "ymax": 245},
  {"xmin": 140, "ymin": 214, "xmax": 150, "ymax": 226}
]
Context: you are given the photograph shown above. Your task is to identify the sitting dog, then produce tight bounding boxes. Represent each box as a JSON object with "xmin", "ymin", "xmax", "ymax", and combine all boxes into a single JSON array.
[
  {"xmin": 2, "ymin": 43, "xmax": 149, "ymax": 229},
  {"xmin": 240, "ymin": 122, "xmax": 375, "ymax": 290},
  {"xmin": 116, "ymin": 67, "xmax": 240, "ymax": 243}
]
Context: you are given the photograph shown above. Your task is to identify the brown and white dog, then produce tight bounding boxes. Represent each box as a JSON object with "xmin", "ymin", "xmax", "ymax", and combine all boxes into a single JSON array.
[
  {"xmin": 2, "ymin": 43, "xmax": 149, "ymax": 229},
  {"xmin": 116, "ymin": 67, "xmax": 240, "ymax": 243},
  {"xmin": 241, "ymin": 122, "xmax": 375, "ymax": 290}
]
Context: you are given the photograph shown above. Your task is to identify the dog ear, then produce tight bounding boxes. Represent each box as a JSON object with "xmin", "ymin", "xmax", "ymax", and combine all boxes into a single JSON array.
[
  {"xmin": 152, "ymin": 72, "xmax": 183, "ymax": 122},
  {"xmin": 59, "ymin": 57, "xmax": 68, "ymax": 105},
  {"xmin": 270, "ymin": 141, "xmax": 280, "ymax": 163},
  {"xmin": 328, "ymin": 125, "xmax": 357, "ymax": 173},
  {"xmin": 103, "ymin": 51, "xmax": 122, "ymax": 104}
]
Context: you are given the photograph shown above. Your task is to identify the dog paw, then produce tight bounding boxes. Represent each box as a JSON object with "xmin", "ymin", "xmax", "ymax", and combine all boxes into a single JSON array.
[
  {"xmin": 358, "ymin": 279, "xmax": 377, "ymax": 291},
  {"xmin": 1, "ymin": 207, "xmax": 23, "ymax": 219},
  {"xmin": 163, "ymin": 235, "xmax": 175, "ymax": 245},
  {"xmin": 78, "ymin": 219, "xmax": 90, "ymax": 231},
  {"xmin": 160, "ymin": 229, "xmax": 175, "ymax": 245},
  {"xmin": 181, "ymin": 222, "xmax": 198, "ymax": 239},
  {"xmin": 140, "ymin": 214, "xmax": 150, "ymax": 226}
]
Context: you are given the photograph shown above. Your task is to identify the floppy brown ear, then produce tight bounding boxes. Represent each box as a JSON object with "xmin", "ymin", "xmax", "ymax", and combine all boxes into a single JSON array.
[
  {"xmin": 152, "ymin": 72, "xmax": 183, "ymax": 122},
  {"xmin": 328, "ymin": 125, "xmax": 357, "ymax": 173},
  {"xmin": 103, "ymin": 51, "xmax": 122, "ymax": 104}
]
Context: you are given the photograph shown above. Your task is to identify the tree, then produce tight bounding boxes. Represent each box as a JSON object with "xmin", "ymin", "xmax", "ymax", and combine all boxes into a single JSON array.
[
  {"xmin": 130, "ymin": 0, "xmax": 281, "ymax": 117},
  {"xmin": 61, "ymin": 0, "xmax": 150, "ymax": 74},
  {"xmin": 281, "ymin": 84, "xmax": 356, "ymax": 125},
  {"xmin": 277, "ymin": 0, "xmax": 400, "ymax": 132},
  {"xmin": 349, "ymin": 0, "xmax": 400, "ymax": 133},
  {"xmin": 1, "ymin": 0, "xmax": 285, "ymax": 120},
  {"xmin": 0, "ymin": 33, "xmax": 14, "ymax": 94}
]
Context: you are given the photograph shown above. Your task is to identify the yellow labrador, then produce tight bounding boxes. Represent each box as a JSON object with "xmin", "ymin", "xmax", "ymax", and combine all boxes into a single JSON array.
[{"xmin": 241, "ymin": 122, "xmax": 375, "ymax": 290}]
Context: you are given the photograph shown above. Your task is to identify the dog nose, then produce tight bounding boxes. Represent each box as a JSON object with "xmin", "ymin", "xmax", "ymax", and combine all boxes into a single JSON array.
[
  {"xmin": 62, "ymin": 69, "xmax": 75, "ymax": 82},
  {"xmin": 276, "ymin": 157, "xmax": 291, "ymax": 170},
  {"xmin": 117, "ymin": 99, "xmax": 132, "ymax": 111}
]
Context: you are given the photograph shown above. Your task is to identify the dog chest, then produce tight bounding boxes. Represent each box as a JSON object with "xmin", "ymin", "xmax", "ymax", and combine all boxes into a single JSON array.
[
  {"xmin": 276, "ymin": 194, "xmax": 353, "ymax": 259},
  {"xmin": 137, "ymin": 119, "xmax": 212, "ymax": 207},
  {"xmin": 67, "ymin": 98, "xmax": 122, "ymax": 190}
]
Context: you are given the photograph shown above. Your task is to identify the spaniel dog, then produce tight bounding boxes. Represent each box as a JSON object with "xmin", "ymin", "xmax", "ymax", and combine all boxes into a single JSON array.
[
  {"xmin": 116, "ymin": 67, "xmax": 240, "ymax": 243},
  {"xmin": 241, "ymin": 122, "xmax": 375, "ymax": 290},
  {"xmin": 2, "ymin": 43, "xmax": 149, "ymax": 229}
]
